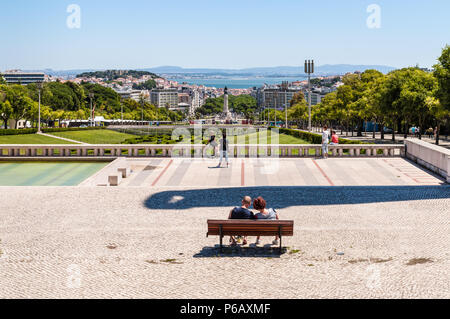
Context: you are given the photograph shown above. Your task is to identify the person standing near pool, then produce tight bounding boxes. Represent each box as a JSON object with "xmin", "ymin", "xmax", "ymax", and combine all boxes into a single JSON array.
[
  {"xmin": 322, "ymin": 125, "xmax": 330, "ymax": 159},
  {"xmin": 208, "ymin": 135, "xmax": 218, "ymax": 157},
  {"xmin": 217, "ymin": 131, "xmax": 230, "ymax": 168}
]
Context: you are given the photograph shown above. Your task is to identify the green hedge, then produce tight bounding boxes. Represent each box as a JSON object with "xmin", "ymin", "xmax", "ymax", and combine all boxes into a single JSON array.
[
  {"xmin": 122, "ymin": 134, "xmax": 179, "ymax": 145},
  {"xmin": 277, "ymin": 128, "xmax": 322, "ymax": 144},
  {"xmin": 277, "ymin": 128, "xmax": 367, "ymax": 145},
  {"xmin": 122, "ymin": 128, "xmax": 370, "ymax": 146},
  {"xmin": 0, "ymin": 127, "xmax": 106, "ymax": 136},
  {"xmin": 0, "ymin": 128, "xmax": 38, "ymax": 136},
  {"xmin": 122, "ymin": 134, "xmax": 208, "ymax": 145},
  {"xmin": 42, "ymin": 127, "xmax": 106, "ymax": 133}
]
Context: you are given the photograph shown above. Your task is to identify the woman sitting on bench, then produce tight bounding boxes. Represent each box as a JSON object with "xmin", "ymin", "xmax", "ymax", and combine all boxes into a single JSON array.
[{"xmin": 253, "ymin": 196, "xmax": 280, "ymax": 246}]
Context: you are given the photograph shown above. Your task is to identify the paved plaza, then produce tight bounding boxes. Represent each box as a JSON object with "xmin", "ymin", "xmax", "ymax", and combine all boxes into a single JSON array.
[
  {"xmin": 0, "ymin": 158, "xmax": 449, "ymax": 298},
  {"xmin": 85, "ymin": 157, "xmax": 446, "ymax": 187}
]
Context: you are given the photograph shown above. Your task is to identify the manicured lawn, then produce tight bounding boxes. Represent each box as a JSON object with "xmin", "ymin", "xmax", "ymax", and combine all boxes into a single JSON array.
[
  {"xmin": 49, "ymin": 129, "xmax": 138, "ymax": 144},
  {"xmin": 230, "ymin": 131, "xmax": 310, "ymax": 144},
  {"xmin": 0, "ymin": 134, "xmax": 74, "ymax": 144}
]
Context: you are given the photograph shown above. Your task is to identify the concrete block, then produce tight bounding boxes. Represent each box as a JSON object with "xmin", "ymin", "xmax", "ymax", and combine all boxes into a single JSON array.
[
  {"xmin": 117, "ymin": 167, "xmax": 131, "ymax": 178},
  {"xmin": 108, "ymin": 174, "xmax": 122, "ymax": 186}
]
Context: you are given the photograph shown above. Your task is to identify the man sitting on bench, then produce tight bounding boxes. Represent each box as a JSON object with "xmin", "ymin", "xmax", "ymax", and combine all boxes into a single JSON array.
[{"xmin": 228, "ymin": 196, "xmax": 255, "ymax": 246}]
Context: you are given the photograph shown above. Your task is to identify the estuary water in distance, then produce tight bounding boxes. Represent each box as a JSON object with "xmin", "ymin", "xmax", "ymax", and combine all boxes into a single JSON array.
[{"xmin": 168, "ymin": 76, "xmax": 306, "ymax": 89}]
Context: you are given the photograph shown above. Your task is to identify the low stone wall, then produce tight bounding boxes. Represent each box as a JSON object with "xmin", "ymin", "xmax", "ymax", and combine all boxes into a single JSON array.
[
  {"xmin": 404, "ymin": 139, "xmax": 450, "ymax": 182},
  {"xmin": 0, "ymin": 144, "xmax": 405, "ymax": 159}
]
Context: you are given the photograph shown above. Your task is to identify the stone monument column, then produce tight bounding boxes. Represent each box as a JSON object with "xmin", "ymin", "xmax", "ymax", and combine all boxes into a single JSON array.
[
  {"xmin": 223, "ymin": 86, "xmax": 232, "ymax": 121},
  {"xmin": 223, "ymin": 86, "xmax": 229, "ymax": 114}
]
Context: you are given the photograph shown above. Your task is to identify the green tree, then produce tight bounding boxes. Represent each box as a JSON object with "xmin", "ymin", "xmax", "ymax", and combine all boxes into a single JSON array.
[
  {"xmin": 433, "ymin": 45, "xmax": 450, "ymax": 143},
  {"xmin": 231, "ymin": 95, "xmax": 257, "ymax": 120},
  {"xmin": 380, "ymin": 68, "xmax": 437, "ymax": 140},
  {"xmin": 0, "ymin": 85, "xmax": 13, "ymax": 129},
  {"xmin": 133, "ymin": 79, "xmax": 157, "ymax": 90},
  {"xmin": 288, "ymin": 93, "xmax": 308, "ymax": 128},
  {"xmin": 5, "ymin": 85, "xmax": 35, "ymax": 128},
  {"xmin": 364, "ymin": 75, "xmax": 386, "ymax": 139},
  {"xmin": 288, "ymin": 102, "xmax": 308, "ymax": 127},
  {"xmin": 196, "ymin": 97, "xmax": 224, "ymax": 116},
  {"xmin": 334, "ymin": 84, "xmax": 354, "ymax": 136},
  {"xmin": 289, "ymin": 91, "xmax": 306, "ymax": 107},
  {"xmin": 434, "ymin": 45, "xmax": 450, "ymax": 111},
  {"xmin": 81, "ymin": 83, "xmax": 121, "ymax": 114}
]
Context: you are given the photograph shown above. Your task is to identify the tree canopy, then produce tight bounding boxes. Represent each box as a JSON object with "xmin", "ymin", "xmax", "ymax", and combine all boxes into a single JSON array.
[
  {"xmin": 132, "ymin": 79, "xmax": 157, "ymax": 90},
  {"xmin": 304, "ymin": 61, "xmax": 448, "ymax": 142},
  {"xmin": 195, "ymin": 95, "xmax": 257, "ymax": 120},
  {"xmin": 0, "ymin": 80, "xmax": 182, "ymax": 129},
  {"xmin": 76, "ymin": 70, "xmax": 157, "ymax": 80}
]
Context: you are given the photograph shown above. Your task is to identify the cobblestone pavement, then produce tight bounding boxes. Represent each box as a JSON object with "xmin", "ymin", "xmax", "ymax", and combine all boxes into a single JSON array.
[{"xmin": 1, "ymin": 183, "xmax": 449, "ymax": 299}]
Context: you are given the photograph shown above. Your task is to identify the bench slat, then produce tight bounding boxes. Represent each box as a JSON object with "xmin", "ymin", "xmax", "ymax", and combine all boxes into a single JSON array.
[{"xmin": 207, "ymin": 220, "xmax": 294, "ymax": 237}]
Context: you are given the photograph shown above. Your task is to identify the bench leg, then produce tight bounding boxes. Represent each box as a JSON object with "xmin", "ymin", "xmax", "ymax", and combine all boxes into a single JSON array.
[
  {"xmin": 219, "ymin": 225, "xmax": 223, "ymax": 253},
  {"xmin": 279, "ymin": 226, "xmax": 282, "ymax": 253}
]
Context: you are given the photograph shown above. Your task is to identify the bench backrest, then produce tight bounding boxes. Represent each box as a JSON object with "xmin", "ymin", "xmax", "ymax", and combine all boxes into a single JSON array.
[{"xmin": 207, "ymin": 220, "xmax": 294, "ymax": 237}]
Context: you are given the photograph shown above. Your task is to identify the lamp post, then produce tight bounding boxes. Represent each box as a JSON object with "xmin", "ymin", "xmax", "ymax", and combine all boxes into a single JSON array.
[
  {"xmin": 305, "ymin": 59, "xmax": 314, "ymax": 132},
  {"xmin": 140, "ymin": 94, "xmax": 145, "ymax": 125},
  {"xmin": 120, "ymin": 102, "xmax": 123, "ymax": 125},
  {"xmin": 264, "ymin": 107, "xmax": 267, "ymax": 126},
  {"xmin": 285, "ymin": 90, "xmax": 288, "ymax": 129},
  {"xmin": 89, "ymin": 93, "xmax": 94, "ymax": 127},
  {"xmin": 274, "ymin": 91, "xmax": 277, "ymax": 127},
  {"xmin": 36, "ymin": 81, "xmax": 43, "ymax": 133}
]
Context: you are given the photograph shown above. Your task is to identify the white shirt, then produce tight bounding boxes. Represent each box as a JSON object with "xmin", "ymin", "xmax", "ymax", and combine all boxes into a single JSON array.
[{"xmin": 322, "ymin": 130, "xmax": 330, "ymax": 144}]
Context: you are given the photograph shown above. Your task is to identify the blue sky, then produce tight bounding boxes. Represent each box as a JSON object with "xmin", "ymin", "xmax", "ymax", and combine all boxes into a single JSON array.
[{"xmin": 0, "ymin": 0, "xmax": 449, "ymax": 70}]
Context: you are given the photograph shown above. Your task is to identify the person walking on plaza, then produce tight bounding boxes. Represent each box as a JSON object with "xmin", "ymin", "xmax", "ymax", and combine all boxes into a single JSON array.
[
  {"xmin": 218, "ymin": 131, "xmax": 230, "ymax": 168},
  {"xmin": 322, "ymin": 125, "xmax": 330, "ymax": 159},
  {"xmin": 208, "ymin": 135, "xmax": 218, "ymax": 158}
]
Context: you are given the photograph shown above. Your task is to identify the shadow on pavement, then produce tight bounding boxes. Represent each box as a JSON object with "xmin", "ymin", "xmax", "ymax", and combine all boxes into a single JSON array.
[
  {"xmin": 194, "ymin": 245, "xmax": 287, "ymax": 258},
  {"xmin": 144, "ymin": 185, "xmax": 450, "ymax": 210}
]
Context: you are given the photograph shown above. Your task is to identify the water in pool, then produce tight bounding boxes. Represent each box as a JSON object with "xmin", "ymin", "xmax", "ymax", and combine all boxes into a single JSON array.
[{"xmin": 0, "ymin": 162, "xmax": 109, "ymax": 186}]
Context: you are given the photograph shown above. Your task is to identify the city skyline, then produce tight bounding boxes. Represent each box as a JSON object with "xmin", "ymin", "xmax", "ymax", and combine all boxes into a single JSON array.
[{"xmin": 0, "ymin": 0, "xmax": 449, "ymax": 70}]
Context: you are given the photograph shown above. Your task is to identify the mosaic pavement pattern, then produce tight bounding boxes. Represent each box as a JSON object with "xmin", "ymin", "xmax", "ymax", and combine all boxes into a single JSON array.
[{"xmin": 0, "ymin": 158, "xmax": 448, "ymax": 298}]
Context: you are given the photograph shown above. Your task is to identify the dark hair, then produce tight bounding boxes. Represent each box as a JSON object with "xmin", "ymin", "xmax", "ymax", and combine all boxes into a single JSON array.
[
  {"xmin": 324, "ymin": 125, "xmax": 328, "ymax": 130},
  {"xmin": 253, "ymin": 197, "xmax": 266, "ymax": 210}
]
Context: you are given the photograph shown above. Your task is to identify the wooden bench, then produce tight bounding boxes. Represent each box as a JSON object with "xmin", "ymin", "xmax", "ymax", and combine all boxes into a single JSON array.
[{"xmin": 207, "ymin": 220, "xmax": 294, "ymax": 252}]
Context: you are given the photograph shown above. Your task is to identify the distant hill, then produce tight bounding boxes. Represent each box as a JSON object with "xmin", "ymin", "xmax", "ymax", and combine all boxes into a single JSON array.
[
  {"xmin": 141, "ymin": 65, "xmax": 397, "ymax": 76},
  {"xmin": 76, "ymin": 70, "xmax": 158, "ymax": 80},
  {"xmin": 314, "ymin": 64, "xmax": 396, "ymax": 75},
  {"xmin": 21, "ymin": 64, "xmax": 397, "ymax": 78}
]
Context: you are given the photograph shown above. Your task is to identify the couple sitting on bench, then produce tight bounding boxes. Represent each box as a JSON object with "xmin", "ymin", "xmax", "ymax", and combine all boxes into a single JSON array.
[{"xmin": 228, "ymin": 196, "xmax": 280, "ymax": 246}]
